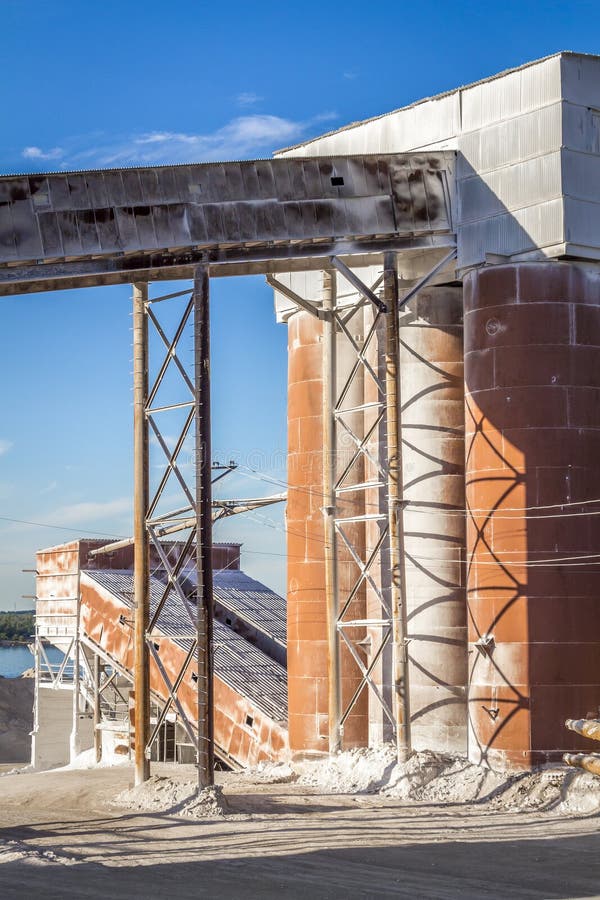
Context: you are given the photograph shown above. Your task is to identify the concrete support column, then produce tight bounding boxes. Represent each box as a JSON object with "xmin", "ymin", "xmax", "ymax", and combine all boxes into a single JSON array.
[
  {"xmin": 464, "ymin": 262, "xmax": 600, "ymax": 769},
  {"xmin": 400, "ymin": 285, "xmax": 468, "ymax": 755}
]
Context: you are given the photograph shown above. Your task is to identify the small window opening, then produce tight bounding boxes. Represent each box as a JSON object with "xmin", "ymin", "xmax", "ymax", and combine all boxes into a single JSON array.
[
  {"xmin": 191, "ymin": 672, "xmax": 198, "ymax": 683},
  {"xmin": 153, "ymin": 641, "xmax": 160, "ymax": 651},
  {"xmin": 225, "ymin": 617, "xmax": 232, "ymax": 626},
  {"xmin": 331, "ymin": 176, "xmax": 344, "ymax": 186},
  {"xmin": 245, "ymin": 714, "xmax": 254, "ymax": 728}
]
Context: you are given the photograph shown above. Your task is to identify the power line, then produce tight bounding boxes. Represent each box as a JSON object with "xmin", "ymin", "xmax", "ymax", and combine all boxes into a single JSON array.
[
  {"xmin": 237, "ymin": 465, "xmax": 600, "ymax": 520},
  {"xmin": 0, "ymin": 515, "xmax": 125, "ymax": 539}
]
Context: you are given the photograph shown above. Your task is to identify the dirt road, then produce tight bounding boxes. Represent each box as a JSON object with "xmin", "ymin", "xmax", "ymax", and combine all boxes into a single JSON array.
[{"xmin": 0, "ymin": 765, "xmax": 599, "ymax": 899}]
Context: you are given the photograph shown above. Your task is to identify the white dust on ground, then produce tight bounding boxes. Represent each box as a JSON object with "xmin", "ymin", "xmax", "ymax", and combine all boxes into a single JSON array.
[
  {"xmin": 113, "ymin": 776, "xmax": 227, "ymax": 819},
  {"xmin": 246, "ymin": 746, "xmax": 600, "ymax": 814},
  {"xmin": 56, "ymin": 747, "xmax": 130, "ymax": 771},
  {"xmin": 0, "ymin": 840, "xmax": 79, "ymax": 867},
  {"xmin": 0, "ymin": 676, "xmax": 33, "ymax": 763}
]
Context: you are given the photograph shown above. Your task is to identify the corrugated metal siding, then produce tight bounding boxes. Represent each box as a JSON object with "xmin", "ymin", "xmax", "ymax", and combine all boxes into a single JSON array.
[
  {"xmin": 214, "ymin": 569, "xmax": 286, "ymax": 645},
  {"xmin": 562, "ymin": 53, "xmax": 600, "ymax": 107},
  {"xmin": 83, "ymin": 569, "xmax": 288, "ymax": 723},
  {"xmin": 458, "ymin": 104, "xmax": 563, "ymax": 176},
  {"xmin": 459, "ymin": 198, "xmax": 564, "ymax": 263},
  {"xmin": 459, "ymin": 152, "xmax": 563, "ymax": 224},
  {"xmin": 276, "ymin": 53, "xmax": 600, "ymax": 268}
]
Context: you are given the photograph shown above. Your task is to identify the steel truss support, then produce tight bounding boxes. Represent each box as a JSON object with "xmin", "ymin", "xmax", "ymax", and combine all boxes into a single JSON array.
[
  {"xmin": 132, "ymin": 267, "xmax": 214, "ymax": 790},
  {"xmin": 322, "ymin": 260, "xmax": 399, "ymax": 752},
  {"xmin": 317, "ymin": 250, "xmax": 458, "ymax": 761}
]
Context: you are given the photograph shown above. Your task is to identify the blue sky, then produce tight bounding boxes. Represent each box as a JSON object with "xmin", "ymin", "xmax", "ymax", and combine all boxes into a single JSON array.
[{"xmin": 1, "ymin": 0, "xmax": 599, "ymax": 607}]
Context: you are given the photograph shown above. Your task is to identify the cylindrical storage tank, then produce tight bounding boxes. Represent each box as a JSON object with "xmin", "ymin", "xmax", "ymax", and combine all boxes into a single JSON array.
[
  {"xmin": 286, "ymin": 306, "xmax": 368, "ymax": 753},
  {"xmin": 287, "ymin": 309, "xmax": 328, "ymax": 753},
  {"xmin": 464, "ymin": 262, "xmax": 600, "ymax": 769},
  {"xmin": 399, "ymin": 284, "xmax": 468, "ymax": 754}
]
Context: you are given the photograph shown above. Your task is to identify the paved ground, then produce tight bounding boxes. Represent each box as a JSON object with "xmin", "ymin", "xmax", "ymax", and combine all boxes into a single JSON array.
[{"xmin": 0, "ymin": 765, "xmax": 599, "ymax": 899}]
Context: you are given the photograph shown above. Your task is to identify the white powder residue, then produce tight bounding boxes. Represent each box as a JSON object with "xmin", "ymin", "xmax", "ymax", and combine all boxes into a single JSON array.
[
  {"xmin": 113, "ymin": 776, "xmax": 226, "ymax": 818},
  {"xmin": 244, "ymin": 745, "xmax": 600, "ymax": 813},
  {"xmin": 0, "ymin": 840, "xmax": 78, "ymax": 866}
]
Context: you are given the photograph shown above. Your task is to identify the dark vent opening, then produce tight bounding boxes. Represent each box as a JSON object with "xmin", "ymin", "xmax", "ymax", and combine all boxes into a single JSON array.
[
  {"xmin": 331, "ymin": 176, "xmax": 344, "ymax": 186},
  {"xmin": 191, "ymin": 672, "xmax": 198, "ymax": 683},
  {"xmin": 245, "ymin": 714, "xmax": 254, "ymax": 728}
]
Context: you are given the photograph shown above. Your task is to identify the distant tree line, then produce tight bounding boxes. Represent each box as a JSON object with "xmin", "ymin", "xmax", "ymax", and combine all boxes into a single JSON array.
[{"xmin": 0, "ymin": 612, "xmax": 35, "ymax": 642}]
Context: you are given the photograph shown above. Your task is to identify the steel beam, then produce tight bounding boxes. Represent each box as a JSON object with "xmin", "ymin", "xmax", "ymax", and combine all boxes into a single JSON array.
[
  {"xmin": 193, "ymin": 266, "xmax": 215, "ymax": 789},
  {"xmin": 322, "ymin": 269, "xmax": 341, "ymax": 754},
  {"xmin": 133, "ymin": 282, "xmax": 151, "ymax": 786},
  {"xmin": 383, "ymin": 253, "xmax": 412, "ymax": 762}
]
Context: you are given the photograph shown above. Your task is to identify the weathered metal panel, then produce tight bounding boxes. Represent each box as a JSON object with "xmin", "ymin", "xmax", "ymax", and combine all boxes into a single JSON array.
[{"xmin": 0, "ymin": 154, "xmax": 455, "ymax": 294}]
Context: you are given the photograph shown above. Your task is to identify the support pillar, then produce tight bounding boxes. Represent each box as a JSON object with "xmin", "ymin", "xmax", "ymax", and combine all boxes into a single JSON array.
[
  {"xmin": 94, "ymin": 653, "xmax": 102, "ymax": 764},
  {"xmin": 322, "ymin": 271, "xmax": 341, "ymax": 753},
  {"xmin": 193, "ymin": 266, "xmax": 214, "ymax": 788},
  {"xmin": 69, "ymin": 583, "xmax": 81, "ymax": 763},
  {"xmin": 133, "ymin": 281, "xmax": 150, "ymax": 786},
  {"xmin": 383, "ymin": 255, "xmax": 411, "ymax": 761}
]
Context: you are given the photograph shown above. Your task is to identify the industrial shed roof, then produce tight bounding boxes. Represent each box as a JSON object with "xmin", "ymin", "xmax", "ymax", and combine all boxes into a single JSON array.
[{"xmin": 83, "ymin": 569, "xmax": 288, "ymax": 724}]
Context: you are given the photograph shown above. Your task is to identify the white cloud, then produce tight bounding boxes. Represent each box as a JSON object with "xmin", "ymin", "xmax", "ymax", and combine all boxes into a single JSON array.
[
  {"xmin": 29, "ymin": 110, "xmax": 338, "ymax": 170},
  {"xmin": 0, "ymin": 439, "xmax": 12, "ymax": 456},
  {"xmin": 98, "ymin": 114, "xmax": 328, "ymax": 165},
  {"xmin": 22, "ymin": 145, "xmax": 64, "ymax": 161},
  {"xmin": 236, "ymin": 92, "xmax": 263, "ymax": 107},
  {"xmin": 343, "ymin": 71, "xmax": 358, "ymax": 80},
  {"xmin": 47, "ymin": 497, "xmax": 132, "ymax": 526}
]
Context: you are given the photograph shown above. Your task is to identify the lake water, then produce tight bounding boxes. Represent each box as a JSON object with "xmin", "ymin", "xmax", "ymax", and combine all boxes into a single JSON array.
[{"xmin": 0, "ymin": 644, "xmax": 64, "ymax": 678}]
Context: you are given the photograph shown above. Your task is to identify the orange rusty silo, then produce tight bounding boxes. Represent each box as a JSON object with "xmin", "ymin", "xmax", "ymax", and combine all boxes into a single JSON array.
[
  {"xmin": 464, "ymin": 262, "xmax": 600, "ymax": 769},
  {"xmin": 286, "ymin": 309, "xmax": 368, "ymax": 753}
]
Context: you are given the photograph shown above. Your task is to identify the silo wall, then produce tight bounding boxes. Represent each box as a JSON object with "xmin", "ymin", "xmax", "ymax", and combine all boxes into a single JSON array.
[{"xmin": 464, "ymin": 262, "xmax": 600, "ymax": 768}]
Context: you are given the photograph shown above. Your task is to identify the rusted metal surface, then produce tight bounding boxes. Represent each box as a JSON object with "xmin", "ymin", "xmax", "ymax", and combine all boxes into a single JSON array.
[
  {"xmin": 465, "ymin": 263, "xmax": 600, "ymax": 769},
  {"xmin": 0, "ymin": 154, "xmax": 455, "ymax": 294},
  {"xmin": 132, "ymin": 282, "xmax": 150, "ymax": 785},
  {"xmin": 36, "ymin": 540, "xmax": 139, "ymax": 638}
]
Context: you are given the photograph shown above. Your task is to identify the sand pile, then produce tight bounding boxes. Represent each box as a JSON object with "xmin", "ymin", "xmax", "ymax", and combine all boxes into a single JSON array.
[
  {"xmin": 248, "ymin": 746, "xmax": 600, "ymax": 813},
  {"xmin": 0, "ymin": 676, "xmax": 34, "ymax": 763},
  {"xmin": 114, "ymin": 775, "xmax": 227, "ymax": 818}
]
